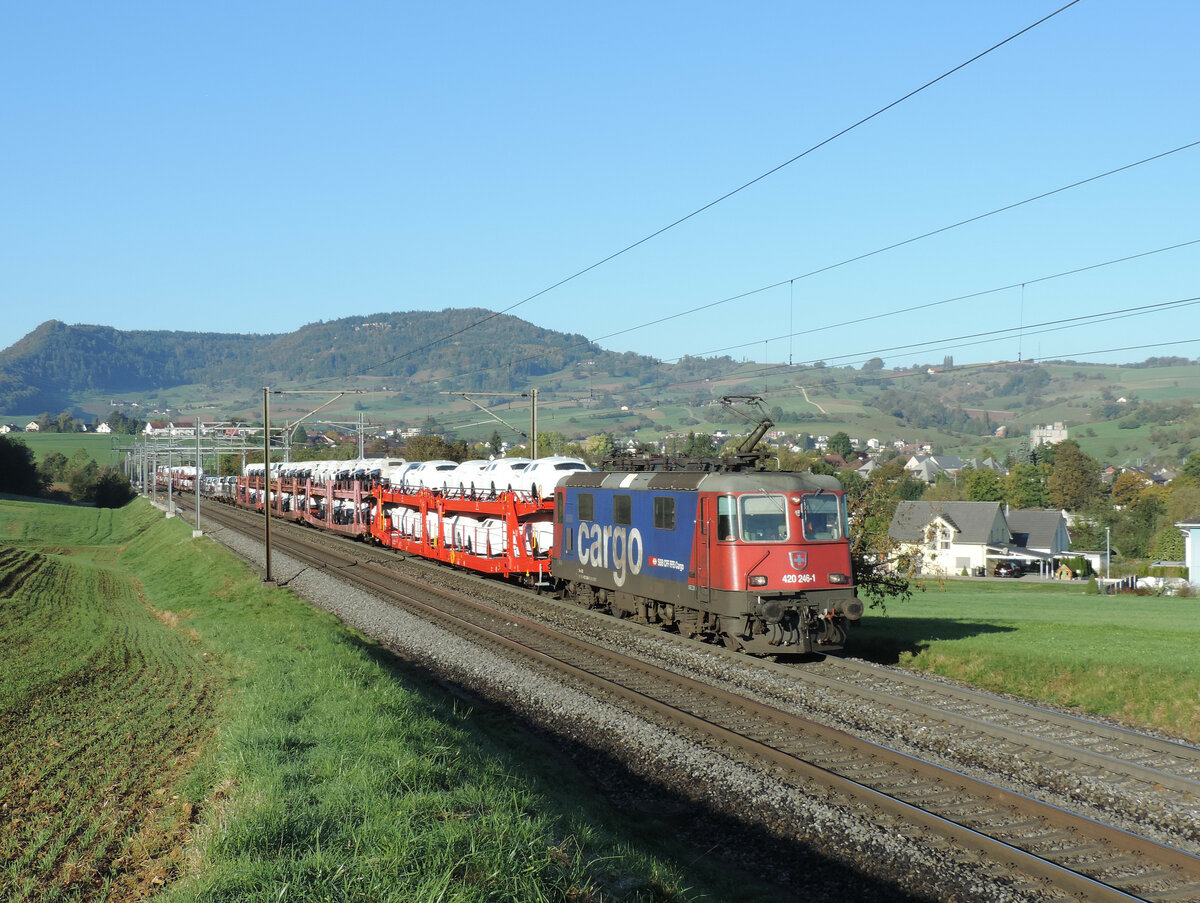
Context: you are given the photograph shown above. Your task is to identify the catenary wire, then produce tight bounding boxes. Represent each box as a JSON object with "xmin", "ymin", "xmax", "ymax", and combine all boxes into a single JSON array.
[
  {"xmin": 679, "ymin": 238, "xmax": 1200, "ymax": 360},
  {"xmin": 585, "ymin": 141, "xmax": 1200, "ymax": 349},
  {"xmin": 306, "ymin": 1, "xmax": 1085, "ymax": 388},
  {"xmin": 389, "ymin": 229, "xmax": 1200, "ymax": 392},
  {"xmin": 388, "ymin": 142, "xmax": 1199, "ymax": 389}
]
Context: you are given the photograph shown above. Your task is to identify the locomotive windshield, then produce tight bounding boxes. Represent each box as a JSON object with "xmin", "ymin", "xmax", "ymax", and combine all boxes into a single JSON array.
[
  {"xmin": 801, "ymin": 492, "xmax": 845, "ymax": 541},
  {"xmin": 738, "ymin": 494, "xmax": 789, "ymax": 542}
]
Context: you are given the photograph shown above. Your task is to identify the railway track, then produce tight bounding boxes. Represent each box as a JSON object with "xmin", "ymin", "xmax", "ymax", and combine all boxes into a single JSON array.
[{"xmin": 178, "ymin": 494, "xmax": 1200, "ymax": 901}]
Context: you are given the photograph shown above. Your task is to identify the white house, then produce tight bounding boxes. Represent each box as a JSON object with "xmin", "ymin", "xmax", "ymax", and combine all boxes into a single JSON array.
[
  {"xmin": 904, "ymin": 454, "xmax": 965, "ymax": 484},
  {"xmin": 95, "ymin": 422, "xmax": 113, "ymax": 434},
  {"xmin": 1004, "ymin": 508, "xmax": 1071, "ymax": 576},
  {"xmin": 1030, "ymin": 422, "xmax": 1068, "ymax": 448},
  {"xmin": 889, "ymin": 501, "xmax": 1064, "ymax": 577},
  {"xmin": 890, "ymin": 501, "xmax": 1010, "ymax": 576},
  {"xmin": 1176, "ymin": 516, "xmax": 1200, "ymax": 585},
  {"xmin": 24, "ymin": 421, "xmax": 39, "ymax": 432}
]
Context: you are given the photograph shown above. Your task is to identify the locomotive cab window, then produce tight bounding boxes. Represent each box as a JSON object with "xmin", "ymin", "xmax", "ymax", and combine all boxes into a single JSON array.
[
  {"xmin": 717, "ymin": 495, "xmax": 736, "ymax": 541},
  {"xmin": 614, "ymin": 494, "xmax": 632, "ymax": 526},
  {"xmin": 800, "ymin": 493, "xmax": 843, "ymax": 541},
  {"xmin": 653, "ymin": 496, "xmax": 675, "ymax": 530},
  {"xmin": 578, "ymin": 492, "xmax": 594, "ymax": 522},
  {"xmin": 739, "ymin": 494, "xmax": 789, "ymax": 542}
]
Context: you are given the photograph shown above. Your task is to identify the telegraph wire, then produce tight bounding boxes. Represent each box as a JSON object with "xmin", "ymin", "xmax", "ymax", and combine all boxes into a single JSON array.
[{"xmin": 309, "ymin": 0, "xmax": 1084, "ymax": 388}]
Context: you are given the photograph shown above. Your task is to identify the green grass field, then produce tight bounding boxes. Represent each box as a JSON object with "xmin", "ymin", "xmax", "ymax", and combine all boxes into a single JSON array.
[
  {"xmin": 0, "ymin": 499, "xmax": 776, "ymax": 902},
  {"xmin": 8, "ymin": 433, "xmax": 126, "ymax": 467},
  {"xmin": 854, "ymin": 579, "xmax": 1200, "ymax": 741},
  {"xmin": 5, "ymin": 499, "xmax": 1198, "ymax": 902}
]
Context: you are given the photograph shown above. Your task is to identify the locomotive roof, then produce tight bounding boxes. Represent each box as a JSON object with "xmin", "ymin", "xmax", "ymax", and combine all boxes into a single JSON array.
[{"xmin": 560, "ymin": 470, "xmax": 844, "ymax": 493}]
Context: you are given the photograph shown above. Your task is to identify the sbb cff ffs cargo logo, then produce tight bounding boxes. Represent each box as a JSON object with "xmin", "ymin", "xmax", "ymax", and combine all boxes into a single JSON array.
[{"xmin": 790, "ymin": 551, "xmax": 808, "ymax": 570}]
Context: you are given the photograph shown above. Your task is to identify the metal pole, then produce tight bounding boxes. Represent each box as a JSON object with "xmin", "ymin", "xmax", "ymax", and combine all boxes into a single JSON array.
[
  {"xmin": 264, "ymin": 387, "xmax": 273, "ymax": 583},
  {"xmin": 530, "ymin": 388, "xmax": 538, "ymax": 459},
  {"xmin": 1105, "ymin": 527, "xmax": 1110, "ymax": 582},
  {"xmin": 195, "ymin": 420, "xmax": 203, "ymax": 536}
]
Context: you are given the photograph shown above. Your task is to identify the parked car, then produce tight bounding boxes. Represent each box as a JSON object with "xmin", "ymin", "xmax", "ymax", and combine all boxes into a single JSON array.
[
  {"xmin": 514, "ymin": 456, "xmax": 591, "ymax": 499},
  {"xmin": 993, "ymin": 560, "xmax": 1022, "ymax": 578},
  {"xmin": 479, "ymin": 457, "xmax": 532, "ymax": 496}
]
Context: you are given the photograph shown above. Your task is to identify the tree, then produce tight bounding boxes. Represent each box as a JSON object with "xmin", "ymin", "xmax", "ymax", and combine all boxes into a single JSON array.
[
  {"xmin": 1004, "ymin": 462, "xmax": 1049, "ymax": 509},
  {"xmin": 869, "ymin": 457, "xmax": 907, "ymax": 483},
  {"xmin": 583, "ymin": 433, "xmax": 614, "ymax": 461},
  {"xmin": 923, "ymin": 478, "xmax": 966, "ymax": 502},
  {"xmin": 0, "ymin": 436, "xmax": 45, "ymax": 496},
  {"xmin": 964, "ymin": 468, "xmax": 1004, "ymax": 502},
  {"xmin": 67, "ymin": 451, "xmax": 99, "ymax": 502},
  {"xmin": 488, "ymin": 430, "xmax": 503, "ymax": 456},
  {"xmin": 1046, "ymin": 441, "xmax": 1102, "ymax": 511},
  {"xmin": 56, "ymin": 411, "xmax": 75, "ymax": 433},
  {"xmin": 827, "ymin": 432, "xmax": 853, "ymax": 459},
  {"xmin": 1111, "ymin": 472, "xmax": 1152, "ymax": 508},
  {"xmin": 894, "ymin": 477, "xmax": 927, "ymax": 501},
  {"xmin": 844, "ymin": 477, "xmax": 919, "ymax": 610},
  {"xmin": 38, "ymin": 451, "xmax": 70, "ymax": 485},
  {"xmin": 402, "ymin": 435, "xmax": 468, "ymax": 462},
  {"xmin": 1179, "ymin": 451, "xmax": 1200, "ymax": 485},
  {"xmin": 1151, "ymin": 526, "xmax": 1185, "ymax": 560},
  {"xmin": 93, "ymin": 467, "xmax": 135, "ymax": 508},
  {"xmin": 862, "ymin": 357, "xmax": 884, "ymax": 372}
]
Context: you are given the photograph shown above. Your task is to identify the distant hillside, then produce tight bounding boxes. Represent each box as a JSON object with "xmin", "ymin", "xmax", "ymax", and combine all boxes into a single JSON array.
[
  {"xmin": 0, "ymin": 311, "xmax": 726, "ymax": 413},
  {"xmin": 4, "ymin": 314, "xmax": 1198, "ymax": 470}
]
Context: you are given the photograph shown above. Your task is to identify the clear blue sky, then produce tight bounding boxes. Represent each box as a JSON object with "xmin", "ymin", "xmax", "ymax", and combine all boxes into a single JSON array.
[{"xmin": 2, "ymin": 1, "xmax": 1197, "ymax": 373}]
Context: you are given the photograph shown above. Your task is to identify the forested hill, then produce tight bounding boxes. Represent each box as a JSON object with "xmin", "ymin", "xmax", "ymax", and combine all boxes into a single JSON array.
[{"xmin": 0, "ymin": 310, "xmax": 701, "ymax": 412}]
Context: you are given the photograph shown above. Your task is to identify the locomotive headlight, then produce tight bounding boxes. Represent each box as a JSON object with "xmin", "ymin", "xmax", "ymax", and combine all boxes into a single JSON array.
[
  {"xmin": 748, "ymin": 575, "xmax": 768, "ymax": 587},
  {"xmin": 828, "ymin": 572, "xmax": 849, "ymax": 584}
]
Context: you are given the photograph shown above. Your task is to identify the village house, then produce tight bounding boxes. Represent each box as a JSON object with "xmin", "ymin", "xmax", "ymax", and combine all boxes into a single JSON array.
[
  {"xmin": 904, "ymin": 454, "xmax": 965, "ymax": 484},
  {"xmin": 889, "ymin": 501, "xmax": 1069, "ymax": 577},
  {"xmin": 1176, "ymin": 516, "xmax": 1200, "ymax": 586},
  {"xmin": 1030, "ymin": 422, "xmax": 1068, "ymax": 447},
  {"xmin": 1004, "ymin": 508, "xmax": 1071, "ymax": 571}
]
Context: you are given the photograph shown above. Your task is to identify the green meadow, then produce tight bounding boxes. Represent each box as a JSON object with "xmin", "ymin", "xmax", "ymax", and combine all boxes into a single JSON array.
[
  {"xmin": 1, "ymin": 499, "xmax": 765, "ymax": 903},
  {"xmin": 8, "ymin": 433, "xmax": 126, "ymax": 468},
  {"xmin": 854, "ymin": 579, "xmax": 1200, "ymax": 742},
  {"xmin": 5, "ymin": 498, "xmax": 1198, "ymax": 903}
]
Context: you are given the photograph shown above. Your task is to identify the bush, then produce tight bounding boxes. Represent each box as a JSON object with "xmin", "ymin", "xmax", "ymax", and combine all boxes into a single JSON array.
[
  {"xmin": 1060, "ymin": 555, "xmax": 1093, "ymax": 578},
  {"xmin": 1085, "ymin": 576, "xmax": 1099, "ymax": 594},
  {"xmin": 93, "ymin": 468, "xmax": 136, "ymax": 508}
]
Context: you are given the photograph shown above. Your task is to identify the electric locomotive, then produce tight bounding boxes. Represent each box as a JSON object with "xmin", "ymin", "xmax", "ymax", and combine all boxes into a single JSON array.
[{"xmin": 550, "ymin": 468, "xmax": 862, "ymax": 655}]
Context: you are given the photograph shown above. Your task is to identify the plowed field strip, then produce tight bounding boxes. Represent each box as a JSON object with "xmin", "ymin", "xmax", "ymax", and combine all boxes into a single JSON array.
[{"xmin": 0, "ymin": 548, "xmax": 223, "ymax": 902}]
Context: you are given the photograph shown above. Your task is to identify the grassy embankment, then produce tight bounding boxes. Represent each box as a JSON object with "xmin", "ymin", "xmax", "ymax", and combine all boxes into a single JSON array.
[
  {"xmin": 854, "ymin": 578, "xmax": 1200, "ymax": 742},
  {"xmin": 1, "ymin": 498, "xmax": 754, "ymax": 903}
]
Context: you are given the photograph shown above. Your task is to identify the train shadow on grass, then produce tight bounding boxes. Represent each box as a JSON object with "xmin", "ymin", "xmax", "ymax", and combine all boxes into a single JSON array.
[
  {"xmin": 341, "ymin": 631, "xmax": 938, "ymax": 903},
  {"xmin": 835, "ymin": 616, "xmax": 1017, "ymax": 666}
]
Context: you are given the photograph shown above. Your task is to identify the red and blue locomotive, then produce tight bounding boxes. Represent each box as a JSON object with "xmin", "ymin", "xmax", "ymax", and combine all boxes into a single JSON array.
[{"xmin": 551, "ymin": 468, "xmax": 862, "ymax": 654}]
